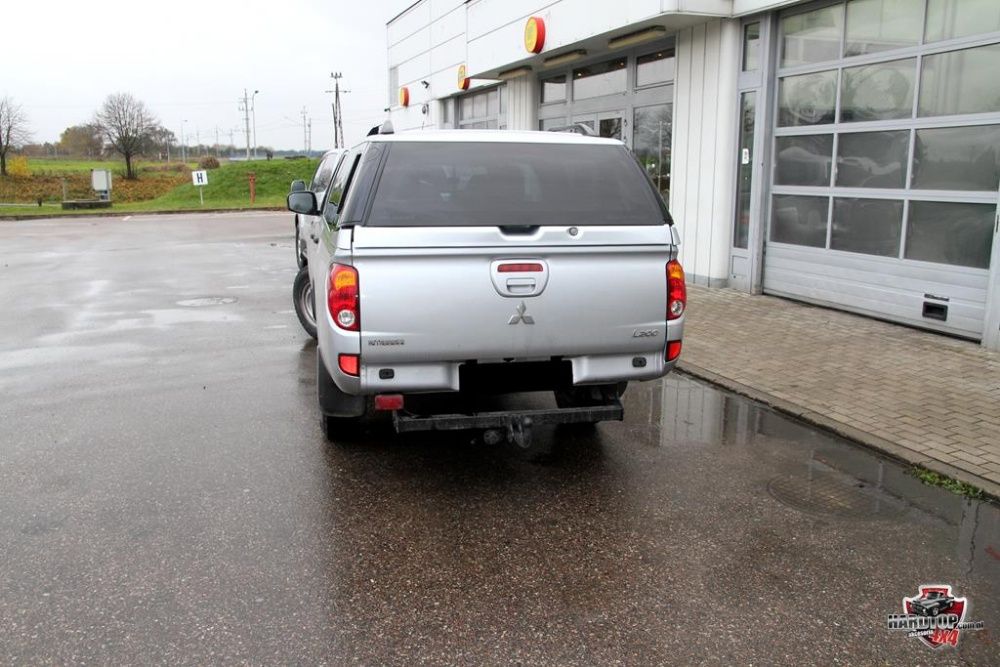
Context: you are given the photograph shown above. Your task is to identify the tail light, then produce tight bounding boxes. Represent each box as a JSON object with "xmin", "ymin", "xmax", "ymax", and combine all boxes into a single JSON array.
[
  {"xmin": 328, "ymin": 263, "xmax": 360, "ymax": 331},
  {"xmin": 667, "ymin": 259, "xmax": 686, "ymax": 320},
  {"xmin": 374, "ymin": 394, "xmax": 404, "ymax": 411},
  {"xmin": 666, "ymin": 340, "xmax": 682, "ymax": 361},
  {"xmin": 338, "ymin": 354, "xmax": 360, "ymax": 376}
]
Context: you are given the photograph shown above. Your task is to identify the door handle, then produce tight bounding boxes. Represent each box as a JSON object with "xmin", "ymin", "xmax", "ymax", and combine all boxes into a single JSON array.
[{"xmin": 506, "ymin": 277, "xmax": 536, "ymax": 293}]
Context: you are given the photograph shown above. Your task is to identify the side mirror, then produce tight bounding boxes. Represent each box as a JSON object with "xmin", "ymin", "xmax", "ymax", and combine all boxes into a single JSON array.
[
  {"xmin": 287, "ymin": 191, "xmax": 318, "ymax": 215},
  {"xmin": 290, "ymin": 179, "xmax": 306, "ymax": 193}
]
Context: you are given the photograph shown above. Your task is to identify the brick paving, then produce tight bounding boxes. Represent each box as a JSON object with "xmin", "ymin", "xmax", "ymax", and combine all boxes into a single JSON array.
[{"xmin": 678, "ymin": 285, "xmax": 1000, "ymax": 496}]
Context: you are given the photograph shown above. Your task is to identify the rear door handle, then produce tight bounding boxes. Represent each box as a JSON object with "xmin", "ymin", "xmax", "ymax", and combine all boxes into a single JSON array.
[{"xmin": 506, "ymin": 277, "xmax": 536, "ymax": 293}]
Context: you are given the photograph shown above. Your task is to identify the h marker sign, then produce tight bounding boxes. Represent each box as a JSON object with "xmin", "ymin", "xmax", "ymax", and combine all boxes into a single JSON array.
[{"xmin": 191, "ymin": 170, "xmax": 208, "ymax": 205}]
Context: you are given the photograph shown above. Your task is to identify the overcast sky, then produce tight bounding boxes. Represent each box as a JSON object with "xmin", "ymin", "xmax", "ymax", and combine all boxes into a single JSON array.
[{"xmin": 4, "ymin": 0, "xmax": 413, "ymax": 152}]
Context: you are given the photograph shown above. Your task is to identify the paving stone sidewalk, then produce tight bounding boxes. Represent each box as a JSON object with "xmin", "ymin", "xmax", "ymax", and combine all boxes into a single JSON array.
[{"xmin": 678, "ymin": 285, "xmax": 1000, "ymax": 497}]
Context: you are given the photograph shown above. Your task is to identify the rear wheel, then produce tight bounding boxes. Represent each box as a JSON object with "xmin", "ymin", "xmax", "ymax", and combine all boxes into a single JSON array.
[{"xmin": 293, "ymin": 267, "xmax": 317, "ymax": 339}]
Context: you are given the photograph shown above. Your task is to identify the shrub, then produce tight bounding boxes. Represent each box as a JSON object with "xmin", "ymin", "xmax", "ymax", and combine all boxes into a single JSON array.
[
  {"xmin": 7, "ymin": 156, "xmax": 31, "ymax": 177},
  {"xmin": 198, "ymin": 156, "xmax": 220, "ymax": 170}
]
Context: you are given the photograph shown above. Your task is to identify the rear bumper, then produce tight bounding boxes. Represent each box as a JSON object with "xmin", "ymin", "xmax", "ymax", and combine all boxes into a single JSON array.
[
  {"xmin": 327, "ymin": 319, "xmax": 684, "ymax": 396},
  {"xmin": 331, "ymin": 349, "xmax": 677, "ymax": 395}
]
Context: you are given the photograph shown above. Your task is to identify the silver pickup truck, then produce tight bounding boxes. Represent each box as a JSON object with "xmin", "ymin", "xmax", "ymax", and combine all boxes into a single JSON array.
[{"xmin": 287, "ymin": 126, "xmax": 685, "ymax": 449}]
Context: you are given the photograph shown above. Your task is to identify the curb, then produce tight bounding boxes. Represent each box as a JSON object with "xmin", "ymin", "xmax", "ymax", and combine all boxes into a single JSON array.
[
  {"xmin": 676, "ymin": 360, "xmax": 1000, "ymax": 502},
  {"xmin": 0, "ymin": 207, "xmax": 285, "ymax": 221}
]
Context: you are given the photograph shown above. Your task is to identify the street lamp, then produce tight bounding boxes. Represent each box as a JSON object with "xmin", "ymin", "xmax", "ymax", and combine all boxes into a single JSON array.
[
  {"xmin": 180, "ymin": 119, "xmax": 188, "ymax": 163},
  {"xmin": 252, "ymin": 89, "xmax": 260, "ymax": 160}
]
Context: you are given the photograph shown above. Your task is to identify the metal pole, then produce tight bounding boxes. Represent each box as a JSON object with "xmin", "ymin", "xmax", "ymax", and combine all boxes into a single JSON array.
[
  {"xmin": 181, "ymin": 120, "xmax": 187, "ymax": 163},
  {"xmin": 243, "ymin": 89, "xmax": 251, "ymax": 161},
  {"xmin": 301, "ymin": 107, "xmax": 308, "ymax": 154},
  {"xmin": 252, "ymin": 90, "xmax": 259, "ymax": 160}
]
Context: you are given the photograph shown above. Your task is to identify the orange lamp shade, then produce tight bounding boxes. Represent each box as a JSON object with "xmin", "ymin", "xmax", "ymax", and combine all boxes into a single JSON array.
[
  {"xmin": 398, "ymin": 87, "xmax": 410, "ymax": 107},
  {"xmin": 524, "ymin": 16, "xmax": 545, "ymax": 53},
  {"xmin": 457, "ymin": 64, "xmax": 470, "ymax": 90}
]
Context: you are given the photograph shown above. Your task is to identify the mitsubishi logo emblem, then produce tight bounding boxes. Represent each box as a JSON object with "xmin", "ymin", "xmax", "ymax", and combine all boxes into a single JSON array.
[{"xmin": 508, "ymin": 301, "xmax": 535, "ymax": 325}]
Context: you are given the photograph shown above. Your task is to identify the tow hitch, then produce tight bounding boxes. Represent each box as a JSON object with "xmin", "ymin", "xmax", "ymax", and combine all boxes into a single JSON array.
[{"xmin": 391, "ymin": 402, "xmax": 624, "ymax": 447}]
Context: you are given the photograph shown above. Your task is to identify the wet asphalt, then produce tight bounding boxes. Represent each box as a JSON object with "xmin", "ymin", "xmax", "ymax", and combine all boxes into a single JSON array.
[{"xmin": 0, "ymin": 212, "xmax": 997, "ymax": 665}]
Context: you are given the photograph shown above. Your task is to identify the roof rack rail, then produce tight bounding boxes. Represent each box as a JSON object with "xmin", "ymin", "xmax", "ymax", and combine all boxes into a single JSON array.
[{"xmin": 367, "ymin": 119, "xmax": 395, "ymax": 137}]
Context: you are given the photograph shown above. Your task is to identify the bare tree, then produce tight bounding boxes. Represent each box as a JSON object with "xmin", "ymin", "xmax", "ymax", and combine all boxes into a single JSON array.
[
  {"xmin": 95, "ymin": 93, "xmax": 157, "ymax": 179},
  {"xmin": 0, "ymin": 96, "xmax": 30, "ymax": 176}
]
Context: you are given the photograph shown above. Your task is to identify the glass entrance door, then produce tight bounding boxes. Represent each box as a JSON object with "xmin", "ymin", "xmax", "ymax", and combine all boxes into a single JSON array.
[
  {"xmin": 729, "ymin": 91, "xmax": 758, "ymax": 292},
  {"xmin": 734, "ymin": 92, "xmax": 756, "ymax": 251}
]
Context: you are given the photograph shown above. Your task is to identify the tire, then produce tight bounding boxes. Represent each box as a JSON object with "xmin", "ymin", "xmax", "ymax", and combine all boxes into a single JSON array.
[
  {"xmin": 931, "ymin": 607, "xmax": 939, "ymax": 617},
  {"xmin": 317, "ymin": 349, "xmax": 366, "ymax": 443},
  {"xmin": 293, "ymin": 266, "xmax": 318, "ymax": 339}
]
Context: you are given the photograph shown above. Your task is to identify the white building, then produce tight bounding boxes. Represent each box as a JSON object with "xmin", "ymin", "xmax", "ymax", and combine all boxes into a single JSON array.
[{"xmin": 387, "ymin": 0, "xmax": 1000, "ymax": 350}]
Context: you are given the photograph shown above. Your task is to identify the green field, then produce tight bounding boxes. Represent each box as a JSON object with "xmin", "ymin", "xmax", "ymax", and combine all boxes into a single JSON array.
[
  {"xmin": 0, "ymin": 157, "xmax": 318, "ymax": 217},
  {"xmin": 22, "ymin": 158, "xmax": 201, "ymax": 174}
]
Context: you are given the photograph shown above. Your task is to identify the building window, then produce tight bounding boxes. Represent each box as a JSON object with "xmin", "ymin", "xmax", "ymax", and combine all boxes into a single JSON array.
[
  {"xmin": 541, "ymin": 75, "xmax": 567, "ymax": 103},
  {"xmin": 742, "ymin": 23, "xmax": 761, "ymax": 72},
  {"xmin": 780, "ymin": 4, "xmax": 843, "ymax": 67},
  {"xmin": 844, "ymin": 0, "xmax": 922, "ymax": 56},
  {"xmin": 572, "ymin": 57, "xmax": 627, "ymax": 100},
  {"xmin": 918, "ymin": 43, "xmax": 1000, "ymax": 117},
  {"xmin": 770, "ymin": 0, "xmax": 1000, "ymax": 270},
  {"xmin": 388, "ymin": 67, "xmax": 398, "ymax": 107},
  {"xmin": 636, "ymin": 49, "xmax": 675, "ymax": 87},
  {"xmin": 925, "ymin": 0, "xmax": 1000, "ymax": 42},
  {"xmin": 457, "ymin": 86, "xmax": 505, "ymax": 129}
]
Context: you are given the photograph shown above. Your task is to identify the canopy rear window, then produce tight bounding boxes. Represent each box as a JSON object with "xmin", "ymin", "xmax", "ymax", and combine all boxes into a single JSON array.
[{"xmin": 367, "ymin": 142, "xmax": 666, "ymax": 227}]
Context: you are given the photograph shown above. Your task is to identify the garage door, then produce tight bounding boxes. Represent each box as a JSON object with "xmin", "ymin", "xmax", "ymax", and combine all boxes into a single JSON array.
[{"xmin": 763, "ymin": 0, "xmax": 1000, "ymax": 339}]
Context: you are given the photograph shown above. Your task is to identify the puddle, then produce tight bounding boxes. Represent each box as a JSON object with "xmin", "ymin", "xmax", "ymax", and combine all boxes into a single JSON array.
[{"xmin": 655, "ymin": 373, "xmax": 1000, "ymax": 580}]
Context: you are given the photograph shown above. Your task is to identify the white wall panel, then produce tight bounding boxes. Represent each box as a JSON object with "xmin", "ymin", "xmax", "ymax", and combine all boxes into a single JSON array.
[
  {"xmin": 732, "ymin": 0, "xmax": 801, "ymax": 16},
  {"xmin": 397, "ymin": 53, "xmax": 432, "ymax": 88},
  {"xmin": 505, "ymin": 74, "xmax": 538, "ymax": 130},
  {"xmin": 671, "ymin": 18, "xmax": 740, "ymax": 287},
  {"xmin": 388, "ymin": 27, "xmax": 432, "ymax": 66},
  {"xmin": 430, "ymin": 0, "xmax": 466, "ymax": 21},
  {"xmin": 388, "ymin": 2, "xmax": 433, "ymax": 46},
  {"xmin": 430, "ymin": 34, "xmax": 466, "ymax": 74},
  {"xmin": 430, "ymin": 5, "xmax": 466, "ymax": 45}
]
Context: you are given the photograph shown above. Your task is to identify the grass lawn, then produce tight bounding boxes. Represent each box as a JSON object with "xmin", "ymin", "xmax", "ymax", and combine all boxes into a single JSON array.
[
  {"xmin": 0, "ymin": 158, "xmax": 318, "ymax": 217},
  {"xmin": 22, "ymin": 157, "xmax": 201, "ymax": 174}
]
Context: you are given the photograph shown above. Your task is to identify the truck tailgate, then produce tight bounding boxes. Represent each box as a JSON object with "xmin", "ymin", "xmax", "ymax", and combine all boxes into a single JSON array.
[{"xmin": 351, "ymin": 225, "xmax": 673, "ymax": 364}]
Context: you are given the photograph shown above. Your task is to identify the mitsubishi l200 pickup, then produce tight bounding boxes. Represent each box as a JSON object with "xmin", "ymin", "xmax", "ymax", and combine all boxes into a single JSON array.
[{"xmin": 287, "ymin": 126, "xmax": 685, "ymax": 451}]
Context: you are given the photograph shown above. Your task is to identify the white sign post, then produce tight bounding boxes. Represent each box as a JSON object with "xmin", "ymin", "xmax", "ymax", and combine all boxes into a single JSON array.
[{"xmin": 191, "ymin": 169, "xmax": 208, "ymax": 206}]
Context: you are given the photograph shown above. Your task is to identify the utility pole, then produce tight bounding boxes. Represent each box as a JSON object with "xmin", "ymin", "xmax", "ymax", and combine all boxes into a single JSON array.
[
  {"xmin": 214, "ymin": 127, "xmax": 220, "ymax": 157},
  {"xmin": 301, "ymin": 107, "xmax": 308, "ymax": 154},
  {"xmin": 327, "ymin": 72, "xmax": 350, "ymax": 149},
  {"xmin": 251, "ymin": 89, "xmax": 260, "ymax": 160},
  {"xmin": 240, "ymin": 89, "xmax": 251, "ymax": 160},
  {"xmin": 307, "ymin": 118, "xmax": 313, "ymax": 154},
  {"xmin": 180, "ymin": 119, "xmax": 188, "ymax": 163}
]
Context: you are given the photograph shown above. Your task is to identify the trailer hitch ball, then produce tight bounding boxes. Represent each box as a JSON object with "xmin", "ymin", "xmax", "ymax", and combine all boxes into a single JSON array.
[
  {"xmin": 483, "ymin": 429, "xmax": 503, "ymax": 446},
  {"xmin": 507, "ymin": 416, "xmax": 533, "ymax": 449}
]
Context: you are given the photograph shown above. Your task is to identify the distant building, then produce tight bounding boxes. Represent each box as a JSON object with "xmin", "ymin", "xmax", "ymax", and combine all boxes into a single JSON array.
[{"xmin": 387, "ymin": 0, "xmax": 1000, "ymax": 350}]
